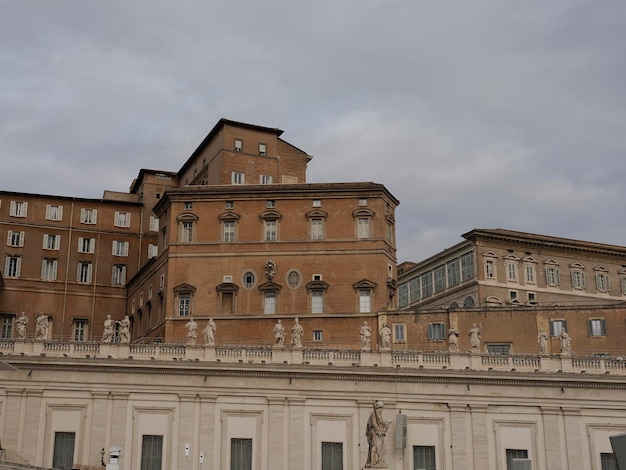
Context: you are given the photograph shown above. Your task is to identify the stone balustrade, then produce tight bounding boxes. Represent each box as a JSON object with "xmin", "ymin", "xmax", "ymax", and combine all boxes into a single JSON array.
[{"xmin": 1, "ymin": 339, "xmax": 626, "ymax": 375}]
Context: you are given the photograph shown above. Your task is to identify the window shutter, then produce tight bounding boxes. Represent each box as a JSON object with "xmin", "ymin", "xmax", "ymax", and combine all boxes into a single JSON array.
[
  {"xmin": 45, "ymin": 205, "xmax": 51, "ymax": 219},
  {"xmin": 52, "ymin": 260, "xmax": 58, "ymax": 279},
  {"xmin": 80, "ymin": 208, "xmax": 86, "ymax": 221},
  {"xmin": 9, "ymin": 201, "xmax": 16, "ymax": 216},
  {"xmin": 7, "ymin": 230, "xmax": 13, "ymax": 245},
  {"xmin": 556, "ymin": 269, "xmax": 560, "ymax": 285},
  {"xmin": 114, "ymin": 212, "xmax": 120, "ymax": 226},
  {"xmin": 15, "ymin": 258, "xmax": 21, "ymax": 277},
  {"xmin": 588, "ymin": 319, "xmax": 593, "ymax": 335},
  {"xmin": 78, "ymin": 237, "xmax": 84, "ymax": 252},
  {"xmin": 4, "ymin": 257, "xmax": 10, "ymax": 276},
  {"xmin": 563, "ymin": 320, "xmax": 568, "ymax": 333},
  {"xmin": 54, "ymin": 235, "xmax": 60, "ymax": 250},
  {"xmin": 123, "ymin": 242, "xmax": 129, "ymax": 256},
  {"xmin": 22, "ymin": 202, "xmax": 28, "ymax": 216},
  {"xmin": 19, "ymin": 232, "xmax": 25, "ymax": 246},
  {"xmin": 41, "ymin": 260, "xmax": 47, "ymax": 279},
  {"xmin": 601, "ymin": 319, "xmax": 607, "ymax": 336},
  {"xmin": 112, "ymin": 241, "xmax": 117, "ymax": 256},
  {"xmin": 549, "ymin": 322, "xmax": 555, "ymax": 336},
  {"xmin": 581, "ymin": 272, "xmax": 586, "ymax": 288},
  {"xmin": 87, "ymin": 263, "xmax": 93, "ymax": 282},
  {"xmin": 43, "ymin": 235, "xmax": 48, "ymax": 249},
  {"xmin": 57, "ymin": 206, "xmax": 63, "ymax": 220}
]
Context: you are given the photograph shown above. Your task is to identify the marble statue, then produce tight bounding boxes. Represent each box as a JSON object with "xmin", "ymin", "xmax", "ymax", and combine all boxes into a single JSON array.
[
  {"xmin": 203, "ymin": 318, "xmax": 216, "ymax": 346},
  {"xmin": 119, "ymin": 315, "xmax": 131, "ymax": 344},
  {"xmin": 469, "ymin": 323, "xmax": 482, "ymax": 352},
  {"xmin": 273, "ymin": 319, "xmax": 286, "ymax": 347},
  {"xmin": 379, "ymin": 323, "xmax": 391, "ymax": 350},
  {"xmin": 560, "ymin": 329, "xmax": 572, "ymax": 356},
  {"xmin": 185, "ymin": 316, "xmax": 198, "ymax": 345},
  {"xmin": 537, "ymin": 329, "xmax": 549, "ymax": 355},
  {"xmin": 16, "ymin": 312, "xmax": 28, "ymax": 340},
  {"xmin": 448, "ymin": 325, "xmax": 459, "ymax": 353},
  {"xmin": 35, "ymin": 313, "xmax": 48, "ymax": 341},
  {"xmin": 365, "ymin": 400, "xmax": 391, "ymax": 468},
  {"xmin": 360, "ymin": 321, "xmax": 372, "ymax": 351},
  {"xmin": 102, "ymin": 315, "xmax": 115, "ymax": 343},
  {"xmin": 291, "ymin": 317, "xmax": 304, "ymax": 348}
]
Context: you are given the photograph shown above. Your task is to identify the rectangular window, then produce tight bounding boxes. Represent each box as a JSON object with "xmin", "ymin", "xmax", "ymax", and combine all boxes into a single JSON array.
[
  {"xmin": 546, "ymin": 267, "xmax": 561, "ymax": 286},
  {"xmin": 506, "ymin": 449, "xmax": 529, "ymax": 470},
  {"xmin": 148, "ymin": 244, "xmax": 159, "ymax": 258},
  {"xmin": 225, "ymin": 200, "xmax": 234, "ymax": 209},
  {"xmin": 73, "ymin": 320, "xmax": 87, "ymax": 342},
  {"xmin": 398, "ymin": 283, "xmax": 409, "ymax": 307},
  {"xmin": 114, "ymin": 211, "xmax": 131, "ymax": 228},
  {"xmin": 358, "ymin": 198, "xmax": 368, "ymax": 206},
  {"xmin": 622, "ymin": 277, "xmax": 626, "ymax": 295},
  {"xmin": 112, "ymin": 265, "xmax": 127, "ymax": 285},
  {"xmin": 149, "ymin": 216, "xmax": 159, "ymax": 231},
  {"xmin": 1, "ymin": 316, "xmax": 12, "ymax": 339},
  {"xmin": 4, "ymin": 256, "xmax": 21, "ymax": 277},
  {"xmin": 9, "ymin": 201, "xmax": 28, "ymax": 217},
  {"xmin": 223, "ymin": 221, "xmax": 236, "ymax": 242},
  {"xmin": 184, "ymin": 201, "xmax": 193, "ymax": 210},
  {"xmin": 572, "ymin": 270, "xmax": 586, "ymax": 288},
  {"xmin": 359, "ymin": 290, "xmax": 371, "ymax": 313},
  {"xmin": 77, "ymin": 237, "xmax": 94, "ymax": 253},
  {"xmin": 313, "ymin": 330, "xmax": 323, "ymax": 341},
  {"xmin": 178, "ymin": 293, "xmax": 191, "ymax": 316},
  {"xmin": 507, "ymin": 262, "xmax": 517, "ymax": 281},
  {"xmin": 601, "ymin": 452, "xmax": 618, "ymax": 470},
  {"xmin": 487, "ymin": 343, "xmax": 511, "ymax": 354},
  {"xmin": 357, "ymin": 218, "xmax": 370, "ymax": 238},
  {"xmin": 230, "ymin": 438, "xmax": 252, "ymax": 470},
  {"xmin": 44, "ymin": 234, "xmax": 61, "ymax": 251},
  {"xmin": 310, "ymin": 219, "xmax": 324, "ymax": 240},
  {"xmin": 260, "ymin": 175, "xmax": 273, "ymax": 184},
  {"xmin": 409, "ymin": 276, "xmax": 420, "ymax": 303},
  {"xmin": 525, "ymin": 265, "xmax": 535, "ymax": 284},
  {"xmin": 393, "ymin": 323, "xmax": 406, "ymax": 343},
  {"xmin": 77, "ymin": 262, "xmax": 93, "ymax": 283},
  {"xmin": 264, "ymin": 220, "xmax": 277, "ymax": 241},
  {"xmin": 461, "ymin": 251, "xmax": 475, "ymax": 281},
  {"xmin": 312, "ymin": 199, "xmax": 322, "ymax": 207},
  {"xmin": 41, "ymin": 259, "xmax": 58, "ymax": 280},
  {"xmin": 311, "ymin": 289, "xmax": 324, "ymax": 313},
  {"xmin": 413, "ymin": 445, "xmax": 436, "ymax": 470},
  {"xmin": 485, "ymin": 260, "xmax": 495, "ymax": 279},
  {"xmin": 588, "ymin": 318, "xmax": 607, "ymax": 336},
  {"xmin": 112, "ymin": 240, "xmax": 129, "ymax": 256},
  {"xmin": 322, "ymin": 441, "xmax": 343, "ymax": 470},
  {"xmin": 266, "ymin": 200, "xmax": 276, "ymax": 208},
  {"xmin": 447, "ymin": 259, "xmax": 461, "ymax": 287},
  {"xmin": 182, "ymin": 221, "xmax": 194, "ymax": 242},
  {"xmin": 141, "ymin": 434, "xmax": 163, "ymax": 470},
  {"xmin": 80, "ymin": 208, "xmax": 97, "ymax": 224},
  {"xmin": 264, "ymin": 291, "xmax": 276, "ymax": 314},
  {"xmin": 7, "ymin": 230, "xmax": 25, "ymax": 247},
  {"xmin": 549, "ymin": 319, "xmax": 567, "ymax": 337},
  {"xmin": 234, "ymin": 138, "xmax": 243, "ymax": 152},
  {"xmin": 428, "ymin": 323, "xmax": 446, "ymax": 340},
  {"xmin": 45, "ymin": 204, "xmax": 63, "ymax": 221},
  {"xmin": 52, "ymin": 431, "xmax": 75, "ymax": 470},
  {"xmin": 596, "ymin": 272, "xmax": 610, "ymax": 291},
  {"xmin": 231, "ymin": 171, "xmax": 245, "ymax": 184},
  {"xmin": 421, "ymin": 271, "xmax": 433, "ymax": 298},
  {"xmin": 259, "ymin": 143, "xmax": 267, "ymax": 156},
  {"xmin": 434, "ymin": 264, "xmax": 446, "ymax": 293}
]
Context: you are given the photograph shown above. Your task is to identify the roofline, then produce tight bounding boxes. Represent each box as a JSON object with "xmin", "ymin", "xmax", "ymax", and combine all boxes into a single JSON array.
[
  {"xmin": 129, "ymin": 168, "xmax": 178, "ymax": 194},
  {"xmin": 398, "ymin": 239, "xmax": 474, "ymax": 276},
  {"xmin": 0, "ymin": 190, "xmax": 142, "ymax": 206}
]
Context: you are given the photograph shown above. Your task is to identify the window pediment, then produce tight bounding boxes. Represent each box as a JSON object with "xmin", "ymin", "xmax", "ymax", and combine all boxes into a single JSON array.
[
  {"xmin": 543, "ymin": 259, "xmax": 559, "ymax": 266},
  {"xmin": 306, "ymin": 280, "xmax": 329, "ymax": 291},
  {"xmin": 259, "ymin": 210, "xmax": 282, "ymax": 221},
  {"xmin": 218, "ymin": 211, "xmax": 240, "ymax": 222},
  {"xmin": 173, "ymin": 283, "xmax": 196, "ymax": 293},
  {"xmin": 569, "ymin": 262, "xmax": 585, "ymax": 269},
  {"xmin": 352, "ymin": 208, "xmax": 374, "ymax": 218},
  {"xmin": 216, "ymin": 282, "xmax": 239, "ymax": 293},
  {"xmin": 485, "ymin": 295, "xmax": 502, "ymax": 305},
  {"xmin": 258, "ymin": 281, "xmax": 282, "ymax": 292},
  {"xmin": 593, "ymin": 265, "xmax": 609, "ymax": 273},
  {"xmin": 353, "ymin": 279, "xmax": 377, "ymax": 290},
  {"xmin": 305, "ymin": 209, "xmax": 328, "ymax": 219},
  {"xmin": 522, "ymin": 256, "xmax": 537, "ymax": 263},
  {"xmin": 482, "ymin": 251, "xmax": 498, "ymax": 259},
  {"xmin": 176, "ymin": 213, "xmax": 198, "ymax": 222},
  {"xmin": 503, "ymin": 254, "xmax": 520, "ymax": 261}
]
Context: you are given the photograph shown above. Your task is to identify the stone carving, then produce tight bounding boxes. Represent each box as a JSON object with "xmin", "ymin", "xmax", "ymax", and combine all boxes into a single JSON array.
[
  {"xmin": 273, "ymin": 319, "xmax": 286, "ymax": 347},
  {"xmin": 379, "ymin": 323, "xmax": 391, "ymax": 350},
  {"xmin": 537, "ymin": 329, "xmax": 549, "ymax": 355},
  {"xmin": 35, "ymin": 313, "xmax": 48, "ymax": 341},
  {"xmin": 365, "ymin": 400, "xmax": 391, "ymax": 468},
  {"xmin": 119, "ymin": 315, "xmax": 131, "ymax": 344},
  {"xmin": 102, "ymin": 315, "xmax": 115, "ymax": 343},
  {"xmin": 291, "ymin": 317, "xmax": 304, "ymax": 348},
  {"xmin": 448, "ymin": 325, "xmax": 459, "ymax": 353},
  {"xmin": 203, "ymin": 319, "xmax": 216, "ymax": 346},
  {"xmin": 185, "ymin": 316, "xmax": 198, "ymax": 345},
  {"xmin": 16, "ymin": 312, "xmax": 28, "ymax": 340},
  {"xmin": 560, "ymin": 329, "xmax": 572, "ymax": 356},
  {"xmin": 264, "ymin": 259, "xmax": 277, "ymax": 281},
  {"xmin": 360, "ymin": 321, "xmax": 372, "ymax": 351},
  {"xmin": 469, "ymin": 323, "xmax": 482, "ymax": 353}
]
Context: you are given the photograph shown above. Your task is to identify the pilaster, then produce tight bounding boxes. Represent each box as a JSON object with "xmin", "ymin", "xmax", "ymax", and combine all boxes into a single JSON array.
[{"xmin": 470, "ymin": 404, "xmax": 489, "ymax": 470}]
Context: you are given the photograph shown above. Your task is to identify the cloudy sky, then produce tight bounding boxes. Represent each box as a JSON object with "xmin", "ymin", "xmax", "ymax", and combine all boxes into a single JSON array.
[{"xmin": 1, "ymin": 1, "xmax": 625, "ymax": 264}]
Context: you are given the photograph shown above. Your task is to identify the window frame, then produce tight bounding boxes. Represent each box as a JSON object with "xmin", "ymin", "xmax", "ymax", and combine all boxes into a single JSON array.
[
  {"xmin": 231, "ymin": 171, "xmax": 245, "ymax": 184},
  {"xmin": 4, "ymin": 255, "xmax": 22, "ymax": 278},
  {"xmin": 41, "ymin": 258, "xmax": 58, "ymax": 280},
  {"xmin": 114, "ymin": 211, "xmax": 131, "ymax": 228},
  {"xmin": 588, "ymin": 318, "xmax": 607, "ymax": 337},
  {"xmin": 549, "ymin": 319, "xmax": 567, "ymax": 337},
  {"xmin": 7, "ymin": 230, "xmax": 25, "ymax": 247},
  {"xmin": 111, "ymin": 264, "xmax": 127, "ymax": 285},
  {"xmin": 9, "ymin": 201, "xmax": 28, "ymax": 218},
  {"xmin": 77, "ymin": 261, "xmax": 93, "ymax": 283},
  {"xmin": 427, "ymin": 322, "xmax": 446, "ymax": 341},
  {"xmin": 393, "ymin": 323, "xmax": 406, "ymax": 343},
  {"xmin": 45, "ymin": 204, "xmax": 63, "ymax": 221}
]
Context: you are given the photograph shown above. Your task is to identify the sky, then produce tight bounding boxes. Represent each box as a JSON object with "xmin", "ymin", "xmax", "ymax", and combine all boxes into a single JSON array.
[{"xmin": 1, "ymin": 1, "xmax": 625, "ymax": 264}]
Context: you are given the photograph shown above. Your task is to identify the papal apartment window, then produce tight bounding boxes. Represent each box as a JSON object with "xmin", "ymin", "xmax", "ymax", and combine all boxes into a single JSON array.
[
  {"xmin": 112, "ymin": 265, "xmax": 127, "ymax": 285},
  {"xmin": 41, "ymin": 259, "xmax": 58, "ymax": 280},
  {"xmin": 52, "ymin": 432, "xmax": 76, "ymax": 470},
  {"xmin": 398, "ymin": 283, "xmax": 409, "ymax": 307},
  {"xmin": 506, "ymin": 260, "xmax": 518, "ymax": 282},
  {"xmin": 1, "ymin": 316, "xmax": 13, "ymax": 339},
  {"xmin": 264, "ymin": 291, "xmax": 277, "ymax": 314},
  {"xmin": 232, "ymin": 171, "xmax": 245, "ymax": 185},
  {"xmin": 259, "ymin": 143, "xmax": 267, "ymax": 156},
  {"xmin": 487, "ymin": 343, "xmax": 511, "ymax": 354},
  {"xmin": 234, "ymin": 138, "xmax": 243, "ymax": 152},
  {"xmin": 505, "ymin": 449, "xmax": 529, "ymax": 470},
  {"xmin": 525, "ymin": 264, "xmax": 536, "ymax": 284},
  {"xmin": 358, "ymin": 289, "xmax": 372, "ymax": 313},
  {"xmin": 545, "ymin": 265, "xmax": 561, "ymax": 286},
  {"xmin": 112, "ymin": 240, "xmax": 129, "ymax": 257},
  {"xmin": 393, "ymin": 323, "xmax": 406, "ymax": 343},
  {"xmin": 549, "ymin": 319, "xmax": 567, "ymax": 337},
  {"xmin": 114, "ymin": 211, "xmax": 131, "ymax": 228},
  {"xmin": 413, "ymin": 445, "xmax": 436, "ymax": 470},
  {"xmin": 9, "ymin": 201, "xmax": 28, "ymax": 218},
  {"xmin": 588, "ymin": 318, "xmax": 607, "ymax": 337},
  {"xmin": 409, "ymin": 276, "xmax": 420, "ymax": 303},
  {"xmin": 178, "ymin": 293, "xmax": 191, "ymax": 316},
  {"xmin": 141, "ymin": 434, "xmax": 163, "ymax": 470},
  {"xmin": 243, "ymin": 271, "xmax": 256, "ymax": 289},
  {"xmin": 80, "ymin": 208, "xmax": 97, "ymax": 224},
  {"xmin": 356, "ymin": 217, "xmax": 371, "ymax": 239},
  {"xmin": 223, "ymin": 221, "xmax": 236, "ymax": 242},
  {"xmin": 45, "ymin": 204, "xmax": 63, "ymax": 221},
  {"xmin": 428, "ymin": 322, "xmax": 446, "ymax": 340},
  {"xmin": 321, "ymin": 441, "xmax": 343, "ymax": 470},
  {"xmin": 261, "ymin": 175, "xmax": 273, "ymax": 185},
  {"xmin": 595, "ymin": 269, "xmax": 610, "ymax": 292},
  {"xmin": 230, "ymin": 437, "xmax": 252, "ymax": 470},
  {"xmin": 312, "ymin": 199, "xmax": 322, "ymax": 207},
  {"xmin": 43, "ymin": 234, "xmax": 61, "ymax": 251},
  {"xmin": 149, "ymin": 216, "xmax": 159, "ymax": 232},
  {"xmin": 7, "ymin": 230, "xmax": 25, "ymax": 247},
  {"xmin": 73, "ymin": 319, "xmax": 88, "ymax": 342},
  {"xmin": 421, "ymin": 271, "xmax": 433, "ymax": 298},
  {"xmin": 77, "ymin": 237, "xmax": 94, "ymax": 253},
  {"xmin": 485, "ymin": 259, "xmax": 495, "ymax": 279},
  {"xmin": 264, "ymin": 219, "xmax": 278, "ymax": 241},
  {"xmin": 571, "ymin": 269, "xmax": 586, "ymax": 289},
  {"xmin": 310, "ymin": 218, "xmax": 324, "ymax": 240},
  {"xmin": 77, "ymin": 262, "xmax": 93, "ymax": 283},
  {"xmin": 313, "ymin": 330, "xmax": 323, "ymax": 341},
  {"xmin": 311, "ymin": 289, "xmax": 324, "ymax": 314},
  {"xmin": 4, "ymin": 256, "xmax": 21, "ymax": 278},
  {"xmin": 182, "ymin": 221, "xmax": 194, "ymax": 242}
]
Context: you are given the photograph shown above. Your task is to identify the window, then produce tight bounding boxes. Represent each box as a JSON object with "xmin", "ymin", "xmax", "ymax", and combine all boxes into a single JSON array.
[
  {"xmin": 141, "ymin": 435, "xmax": 163, "ymax": 470},
  {"xmin": 588, "ymin": 318, "xmax": 607, "ymax": 336},
  {"xmin": 80, "ymin": 208, "xmax": 97, "ymax": 224},
  {"xmin": 234, "ymin": 138, "xmax": 243, "ymax": 152},
  {"xmin": 7, "ymin": 230, "xmax": 25, "ymax": 247},
  {"xmin": 310, "ymin": 218, "xmax": 324, "ymax": 240},
  {"xmin": 225, "ymin": 200, "xmax": 234, "ymax": 209},
  {"xmin": 223, "ymin": 221, "xmax": 236, "ymax": 242},
  {"xmin": 77, "ymin": 262, "xmax": 93, "ymax": 283},
  {"xmin": 44, "ymin": 234, "xmax": 61, "ymax": 251},
  {"xmin": 506, "ymin": 261, "xmax": 518, "ymax": 281},
  {"xmin": 52, "ymin": 431, "xmax": 75, "ymax": 470},
  {"xmin": 313, "ymin": 330, "xmax": 323, "ymax": 341},
  {"xmin": 312, "ymin": 199, "xmax": 322, "ymax": 207},
  {"xmin": 184, "ymin": 201, "xmax": 193, "ymax": 210},
  {"xmin": 230, "ymin": 438, "xmax": 252, "ymax": 470},
  {"xmin": 9, "ymin": 201, "xmax": 28, "ymax": 217},
  {"xmin": 359, "ymin": 290, "xmax": 371, "ymax": 313},
  {"xmin": 266, "ymin": 199, "xmax": 276, "ymax": 208},
  {"xmin": 601, "ymin": 452, "xmax": 618, "ymax": 470},
  {"xmin": 409, "ymin": 276, "xmax": 420, "ymax": 303},
  {"xmin": 528, "ymin": 292, "xmax": 536, "ymax": 303},
  {"xmin": 506, "ymin": 449, "xmax": 529, "ymax": 470},
  {"xmin": 259, "ymin": 143, "xmax": 267, "ymax": 156},
  {"xmin": 571, "ymin": 270, "xmax": 586, "ymax": 289},
  {"xmin": 232, "ymin": 171, "xmax": 245, "ymax": 184},
  {"xmin": 148, "ymin": 244, "xmax": 159, "ymax": 258},
  {"xmin": 264, "ymin": 291, "xmax": 277, "ymax": 314},
  {"xmin": 413, "ymin": 445, "xmax": 436, "ymax": 470},
  {"xmin": 287, "ymin": 270, "xmax": 301, "ymax": 289},
  {"xmin": 41, "ymin": 259, "xmax": 58, "ymax": 280},
  {"xmin": 182, "ymin": 221, "xmax": 194, "ymax": 242},
  {"xmin": 447, "ymin": 259, "xmax": 461, "ymax": 287},
  {"xmin": 311, "ymin": 289, "xmax": 324, "ymax": 313},
  {"xmin": 421, "ymin": 271, "xmax": 433, "ymax": 298},
  {"xmin": 357, "ymin": 217, "xmax": 371, "ymax": 238},
  {"xmin": 261, "ymin": 175, "xmax": 273, "ymax": 184},
  {"xmin": 112, "ymin": 240, "xmax": 129, "ymax": 256},
  {"xmin": 434, "ymin": 264, "xmax": 446, "ymax": 293},
  {"xmin": 178, "ymin": 293, "xmax": 191, "ymax": 316},
  {"xmin": 264, "ymin": 220, "xmax": 277, "ymax": 241},
  {"xmin": 510, "ymin": 290, "xmax": 518, "ymax": 301},
  {"xmin": 463, "ymin": 295, "xmax": 475, "ymax": 308},
  {"xmin": 525, "ymin": 264, "xmax": 536, "ymax": 284},
  {"xmin": 398, "ymin": 283, "xmax": 409, "ymax": 307},
  {"xmin": 546, "ymin": 266, "xmax": 561, "ymax": 286},
  {"xmin": 114, "ymin": 211, "xmax": 131, "ymax": 228},
  {"xmin": 358, "ymin": 198, "xmax": 368, "ymax": 206},
  {"xmin": 461, "ymin": 251, "xmax": 475, "ymax": 281},
  {"xmin": 428, "ymin": 323, "xmax": 446, "ymax": 340},
  {"xmin": 112, "ymin": 265, "xmax": 127, "ymax": 285},
  {"xmin": 487, "ymin": 343, "xmax": 511, "ymax": 354},
  {"xmin": 1, "ymin": 316, "xmax": 12, "ymax": 339},
  {"xmin": 45, "ymin": 204, "xmax": 63, "ymax": 221},
  {"xmin": 595, "ymin": 269, "xmax": 610, "ymax": 292},
  {"xmin": 73, "ymin": 319, "xmax": 87, "ymax": 342},
  {"xmin": 77, "ymin": 237, "xmax": 94, "ymax": 253},
  {"xmin": 243, "ymin": 271, "xmax": 256, "ymax": 289},
  {"xmin": 622, "ymin": 277, "xmax": 626, "ymax": 295},
  {"xmin": 549, "ymin": 319, "xmax": 567, "ymax": 337},
  {"xmin": 149, "ymin": 216, "xmax": 159, "ymax": 231},
  {"xmin": 322, "ymin": 441, "xmax": 343, "ymax": 470},
  {"xmin": 485, "ymin": 260, "xmax": 495, "ymax": 279},
  {"xmin": 393, "ymin": 323, "xmax": 406, "ymax": 343},
  {"xmin": 4, "ymin": 256, "xmax": 21, "ymax": 277}
]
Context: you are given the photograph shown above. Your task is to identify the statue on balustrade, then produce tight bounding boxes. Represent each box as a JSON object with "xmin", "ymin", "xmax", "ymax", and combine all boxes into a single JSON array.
[
  {"xmin": 560, "ymin": 329, "xmax": 572, "ymax": 356},
  {"xmin": 448, "ymin": 325, "xmax": 459, "ymax": 353},
  {"xmin": 16, "ymin": 312, "xmax": 28, "ymax": 340},
  {"xmin": 379, "ymin": 323, "xmax": 391, "ymax": 351},
  {"xmin": 469, "ymin": 323, "xmax": 482, "ymax": 353},
  {"xmin": 365, "ymin": 400, "xmax": 391, "ymax": 468},
  {"xmin": 537, "ymin": 329, "xmax": 549, "ymax": 355},
  {"xmin": 291, "ymin": 317, "xmax": 304, "ymax": 348},
  {"xmin": 185, "ymin": 316, "xmax": 198, "ymax": 345},
  {"xmin": 360, "ymin": 321, "xmax": 372, "ymax": 351},
  {"xmin": 35, "ymin": 313, "xmax": 48, "ymax": 341},
  {"xmin": 119, "ymin": 315, "xmax": 131, "ymax": 344},
  {"xmin": 203, "ymin": 318, "xmax": 216, "ymax": 346},
  {"xmin": 102, "ymin": 315, "xmax": 115, "ymax": 343},
  {"xmin": 273, "ymin": 319, "xmax": 286, "ymax": 347}
]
